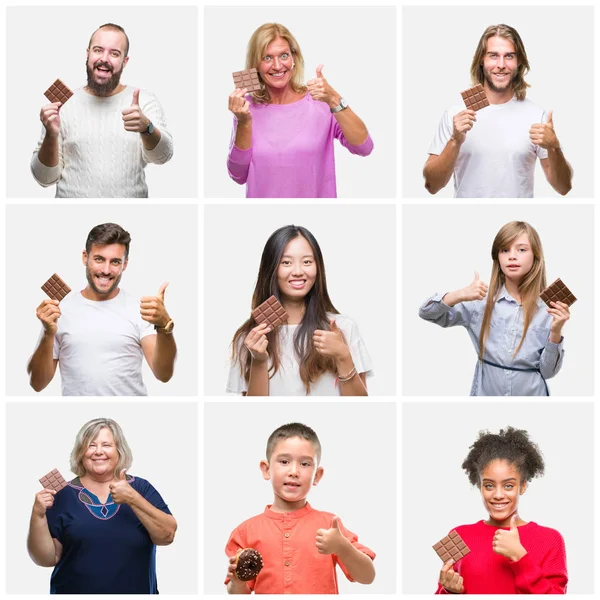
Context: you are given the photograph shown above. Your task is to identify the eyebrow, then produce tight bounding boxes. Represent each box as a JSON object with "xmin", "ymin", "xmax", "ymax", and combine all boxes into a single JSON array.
[
  {"xmin": 92, "ymin": 45, "xmax": 122, "ymax": 54},
  {"xmin": 281, "ymin": 254, "xmax": 314, "ymax": 258},
  {"xmin": 487, "ymin": 51, "xmax": 516, "ymax": 56},
  {"xmin": 482, "ymin": 477, "xmax": 517, "ymax": 483},
  {"xmin": 275, "ymin": 453, "xmax": 314, "ymax": 460}
]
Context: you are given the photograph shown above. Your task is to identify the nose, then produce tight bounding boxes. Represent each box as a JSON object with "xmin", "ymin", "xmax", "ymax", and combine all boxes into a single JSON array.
[
  {"xmin": 492, "ymin": 487, "xmax": 505, "ymax": 500},
  {"xmin": 273, "ymin": 56, "xmax": 281, "ymax": 70},
  {"xmin": 288, "ymin": 461, "xmax": 299, "ymax": 476},
  {"xmin": 291, "ymin": 262, "xmax": 304, "ymax": 276},
  {"xmin": 497, "ymin": 56, "xmax": 506, "ymax": 69}
]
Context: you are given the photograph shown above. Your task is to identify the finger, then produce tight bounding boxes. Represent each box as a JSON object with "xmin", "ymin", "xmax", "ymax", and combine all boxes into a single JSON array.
[
  {"xmin": 131, "ymin": 88, "xmax": 140, "ymax": 106},
  {"xmin": 119, "ymin": 468, "xmax": 127, "ymax": 481},
  {"xmin": 157, "ymin": 281, "xmax": 169, "ymax": 300},
  {"xmin": 474, "ymin": 271, "xmax": 480, "ymax": 282},
  {"xmin": 510, "ymin": 513, "xmax": 518, "ymax": 530},
  {"xmin": 546, "ymin": 109, "xmax": 553, "ymax": 125},
  {"xmin": 316, "ymin": 63, "xmax": 324, "ymax": 78},
  {"xmin": 331, "ymin": 515, "xmax": 342, "ymax": 530},
  {"xmin": 329, "ymin": 319, "xmax": 339, "ymax": 332},
  {"xmin": 440, "ymin": 559, "xmax": 455, "ymax": 574},
  {"xmin": 316, "ymin": 528, "xmax": 326, "ymax": 536}
]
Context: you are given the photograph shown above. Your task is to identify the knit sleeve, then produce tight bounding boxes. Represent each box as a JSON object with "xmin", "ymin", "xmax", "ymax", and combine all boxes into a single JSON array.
[
  {"xmin": 31, "ymin": 126, "xmax": 63, "ymax": 186},
  {"xmin": 508, "ymin": 530, "xmax": 568, "ymax": 594},
  {"xmin": 333, "ymin": 119, "xmax": 374, "ymax": 156},
  {"xmin": 227, "ymin": 117, "xmax": 252, "ymax": 185},
  {"xmin": 139, "ymin": 90, "xmax": 173, "ymax": 165}
]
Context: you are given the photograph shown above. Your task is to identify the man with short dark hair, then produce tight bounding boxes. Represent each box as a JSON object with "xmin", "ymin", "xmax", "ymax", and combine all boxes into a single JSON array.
[
  {"xmin": 423, "ymin": 24, "xmax": 572, "ymax": 198},
  {"xmin": 31, "ymin": 24, "xmax": 173, "ymax": 198},
  {"xmin": 28, "ymin": 223, "xmax": 177, "ymax": 396}
]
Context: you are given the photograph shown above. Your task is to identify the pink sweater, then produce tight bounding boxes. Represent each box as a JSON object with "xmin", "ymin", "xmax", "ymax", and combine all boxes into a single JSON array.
[
  {"xmin": 435, "ymin": 521, "xmax": 567, "ymax": 594},
  {"xmin": 227, "ymin": 93, "xmax": 373, "ymax": 198}
]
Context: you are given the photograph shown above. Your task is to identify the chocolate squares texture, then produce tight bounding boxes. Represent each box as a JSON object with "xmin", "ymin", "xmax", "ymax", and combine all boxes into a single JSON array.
[
  {"xmin": 39, "ymin": 469, "xmax": 68, "ymax": 492},
  {"xmin": 233, "ymin": 68, "xmax": 261, "ymax": 93},
  {"xmin": 540, "ymin": 278, "xmax": 577, "ymax": 308},
  {"xmin": 251, "ymin": 296, "xmax": 289, "ymax": 329},
  {"xmin": 433, "ymin": 530, "xmax": 471, "ymax": 563},
  {"xmin": 44, "ymin": 79, "xmax": 74, "ymax": 105},
  {"xmin": 42, "ymin": 274, "xmax": 72, "ymax": 302},
  {"xmin": 461, "ymin": 84, "xmax": 489, "ymax": 111}
]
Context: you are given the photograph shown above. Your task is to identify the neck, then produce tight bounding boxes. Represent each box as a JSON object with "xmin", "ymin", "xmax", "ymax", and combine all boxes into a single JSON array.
[
  {"xmin": 267, "ymin": 84, "xmax": 301, "ymax": 105},
  {"xmin": 503, "ymin": 278, "xmax": 522, "ymax": 304},
  {"xmin": 483, "ymin": 82, "xmax": 514, "ymax": 105},
  {"xmin": 81, "ymin": 286, "xmax": 120, "ymax": 302},
  {"xmin": 83, "ymin": 83, "xmax": 126, "ymax": 97},
  {"xmin": 485, "ymin": 511, "xmax": 526, "ymax": 528},
  {"xmin": 81, "ymin": 472, "xmax": 115, "ymax": 486},
  {"xmin": 282, "ymin": 297, "xmax": 306, "ymax": 324},
  {"xmin": 270, "ymin": 496, "xmax": 308, "ymax": 513}
]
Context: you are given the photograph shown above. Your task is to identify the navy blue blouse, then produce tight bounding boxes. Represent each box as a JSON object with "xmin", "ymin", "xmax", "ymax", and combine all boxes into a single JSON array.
[{"xmin": 46, "ymin": 475, "xmax": 171, "ymax": 594}]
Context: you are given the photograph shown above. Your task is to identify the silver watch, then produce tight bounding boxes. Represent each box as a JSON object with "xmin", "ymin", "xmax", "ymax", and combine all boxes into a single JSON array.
[{"xmin": 330, "ymin": 98, "xmax": 348, "ymax": 113}]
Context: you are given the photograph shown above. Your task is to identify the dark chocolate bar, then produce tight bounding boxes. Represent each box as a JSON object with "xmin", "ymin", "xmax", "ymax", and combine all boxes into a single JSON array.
[
  {"xmin": 461, "ymin": 84, "xmax": 489, "ymax": 111},
  {"xmin": 233, "ymin": 68, "xmax": 261, "ymax": 93},
  {"xmin": 41, "ymin": 274, "xmax": 71, "ymax": 302},
  {"xmin": 39, "ymin": 468, "xmax": 68, "ymax": 492},
  {"xmin": 540, "ymin": 278, "xmax": 577, "ymax": 307},
  {"xmin": 44, "ymin": 79, "xmax": 74, "ymax": 105},
  {"xmin": 433, "ymin": 530, "xmax": 471, "ymax": 563},
  {"xmin": 251, "ymin": 295, "xmax": 288, "ymax": 329}
]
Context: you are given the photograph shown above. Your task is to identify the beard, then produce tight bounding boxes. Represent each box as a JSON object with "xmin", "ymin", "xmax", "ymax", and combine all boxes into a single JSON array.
[
  {"xmin": 483, "ymin": 68, "xmax": 517, "ymax": 94},
  {"xmin": 85, "ymin": 263, "xmax": 122, "ymax": 297},
  {"xmin": 86, "ymin": 59, "xmax": 124, "ymax": 96}
]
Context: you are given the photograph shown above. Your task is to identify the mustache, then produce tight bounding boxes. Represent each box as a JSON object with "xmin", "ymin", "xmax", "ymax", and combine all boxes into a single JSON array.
[{"xmin": 94, "ymin": 60, "xmax": 113, "ymax": 72}]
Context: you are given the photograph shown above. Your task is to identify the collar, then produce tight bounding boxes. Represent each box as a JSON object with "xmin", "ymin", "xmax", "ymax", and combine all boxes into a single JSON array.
[
  {"xmin": 496, "ymin": 285, "xmax": 545, "ymax": 308},
  {"xmin": 263, "ymin": 502, "xmax": 313, "ymax": 520}
]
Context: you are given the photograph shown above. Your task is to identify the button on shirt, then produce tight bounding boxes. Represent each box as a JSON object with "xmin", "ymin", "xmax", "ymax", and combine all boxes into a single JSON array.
[
  {"xmin": 419, "ymin": 286, "xmax": 564, "ymax": 396},
  {"xmin": 224, "ymin": 503, "xmax": 375, "ymax": 594}
]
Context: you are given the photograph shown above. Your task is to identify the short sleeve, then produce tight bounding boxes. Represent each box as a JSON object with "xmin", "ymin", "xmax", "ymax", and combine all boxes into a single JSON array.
[
  {"xmin": 131, "ymin": 477, "xmax": 171, "ymax": 515},
  {"xmin": 226, "ymin": 338, "xmax": 248, "ymax": 395},
  {"xmin": 536, "ymin": 110, "xmax": 550, "ymax": 160},
  {"xmin": 333, "ymin": 520, "xmax": 376, "ymax": 583},
  {"xmin": 428, "ymin": 109, "xmax": 454, "ymax": 156},
  {"xmin": 138, "ymin": 318, "xmax": 155, "ymax": 340},
  {"xmin": 224, "ymin": 523, "xmax": 254, "ymax": 588},
  {"xmin": 333, "ymin": 315, "xmax": 374, "ymax": 377}
]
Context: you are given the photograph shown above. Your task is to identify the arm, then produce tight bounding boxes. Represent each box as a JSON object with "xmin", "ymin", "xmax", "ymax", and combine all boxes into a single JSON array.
[
  {"xmin": 539, "ymin": 301, "xmax": 569, "ymax": 379},
  {"xmin": 243, "ymin": 323, "xmax": 270, "ymax": 396},
  {"xmin": 27, "ymin": 299, "xmax": 61, "ymax": 391},
  {"xmin": 509, "ymin": 544, "xmax": 568, "ymax": 593},
  {"xmin": 246, "ymin": 359, "xmax": 269, "ymax": 396},
  {"xmin": 226, "ymin": 556, "xmax": 252, "ymax": 594},
  {"xmin": 335, "ymin": 353, "xmax": 368, "ymax": 397},
  {"xmin": 335, "ymin": 536, "xmax": 376, "ymax": 584},
  {"xmin": 31, "ymin": 103, "xmax": 63, "ymax": 185},
  {"xmin": 227, "ymin": 90, "xmax": 253, "ymax": 184},
  {"xmin": 27, "ymin": 490, "xmax": 63, "ymax": 567}
]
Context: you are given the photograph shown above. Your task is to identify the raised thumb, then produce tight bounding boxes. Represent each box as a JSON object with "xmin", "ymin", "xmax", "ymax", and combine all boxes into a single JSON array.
[
  {"xmin": 131, "ymin": 88, "xmax": 140, "ymax": 106},
  {"xmin": 330, "ymin": 318, "xmax": 338, "ymax": 331},
  {"xmin": 510, "ymin": 513, "xmax": 518, "ymax": 530},
  {"xmin": 546, "ymin": 109, "xmax": 554, "ymax": 125},
  {"xmin": 473, "ymin": 271, "xmax": 480, "ymax": 282},
  {"xmin": 316, "ymin": 64, "xmax": 324, "ymax": 78},
  {"xmin": 331, "ymin": 515, "xmax": 342, "ymax": 530},
  {"xmin": 158, "ymin": 281, "xmax": 169, "ymax": 300},
  {"xmin": 119, "ymin": 468, "xmax": 127, "ymax": 481}
]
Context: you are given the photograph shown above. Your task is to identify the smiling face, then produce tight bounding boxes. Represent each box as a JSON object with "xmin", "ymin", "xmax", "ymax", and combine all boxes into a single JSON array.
[
  {"xmin": 497, "ymin": 233, "xmax": 534, "ymax": 286},
  {"xmin": 276, "ymin": 235, "xmax": 317, "ymax": 303},
  {"xmin": 260, "ymin": 436, "xmax": 323, "ymax": 512},
  {"xmin": 480, "ymin": 459, "xmax": 527, "ymax": 527},
  {"xmin": 257, "ymin": 37, "xmax": 294, "ymax": 92},
  {"xmin": 82, "ymin": 243, "xmax": 128, "ymax": 300},
  {"xmin": 86, "ymin": 27, "xmax": 129, "ymax": 96},
  {"xmin": 82, "ymin": 427, "xmax": 119, "ymax": 480},
  {"xmin": 482, "ymin": 36, "xmax": 519, "ymax": 94}
]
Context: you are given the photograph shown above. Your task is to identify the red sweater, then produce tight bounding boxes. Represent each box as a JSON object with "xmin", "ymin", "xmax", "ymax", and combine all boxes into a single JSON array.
[{"xmin": 435, "ymin": 521, "xmax": 567, "ymax": 594}]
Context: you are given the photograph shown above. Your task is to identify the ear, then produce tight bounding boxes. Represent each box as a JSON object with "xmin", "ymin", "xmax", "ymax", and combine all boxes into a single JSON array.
[
  {"xmin": 312, "ymin": 465, "xmax": 324, "ymax": 486},
  {"xmin": 123, "ymin": 55, "xmax": 130, "ymax": 69},
  {"xmin": 519, "ymin": 480, "xmax": 528, "ymax": 495},
  {"xmin": 122, "ymin": 257, "xmax": 129, "ymax": 272},
  {"xmin": 82, "ymin": 250, "xmax": 88, "ymax": 266},
  {"xmin": 259, "ymin": 459, "xmax": 271, "ymax": 481}
]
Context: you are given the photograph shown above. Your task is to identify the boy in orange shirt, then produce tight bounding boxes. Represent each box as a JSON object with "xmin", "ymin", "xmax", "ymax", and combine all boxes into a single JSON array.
[{"xmin": 224, "ymin": 423, "xmax": 376, "ymax": 594}]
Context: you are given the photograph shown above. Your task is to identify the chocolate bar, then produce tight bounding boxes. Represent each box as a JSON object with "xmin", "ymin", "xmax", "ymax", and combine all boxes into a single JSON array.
[
  {"xmin": 540, "ymin": 278, "xmax": 577, "ymax": 307},
  {"xmin": 433, "ymin": 530, "xmax": 471, "ymax": 563},
  {"xmin": 44, "ymin": 79, "xmax": 74, "ymax": 105},
  {"xmin": 41, "ymin": 274, "xmax": 71, "ymax": 302},
  {"xmin": 39, "ymin": 468, "xmax": 68, "ymax": 492},
  {"xmin": 461, "ymin": 84, "xmax": 489, "ymax": 111},
  {"xmin": 251, "ymin": 295, "xmax": 288, "ymax": 329},
  {"xmin": 233, "ymin": 68, "xmax": 261, "ymax": 93}
]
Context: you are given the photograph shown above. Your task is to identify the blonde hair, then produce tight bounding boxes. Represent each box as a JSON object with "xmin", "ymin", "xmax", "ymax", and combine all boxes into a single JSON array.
[
  {"xmin": 479, "ymin": 222, "xmax": 546, "ymax": 360},
  {"xmin": 470, "ymin": 24, "xmax": 531, "ymax": 101},
  {"xmin": 245, "ymin": 23, "xmax": 306, "ymax": 104},
  {"xmin": 70, "ymin": 418, "xmax": 133, "ymax": 478}
]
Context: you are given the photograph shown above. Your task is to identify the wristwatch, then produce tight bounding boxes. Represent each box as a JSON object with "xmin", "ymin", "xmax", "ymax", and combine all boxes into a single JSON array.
[
  {"xmin": 142, "ymin": 121, "xmax": 155, "ymax": 136},
  {"xmin": 155, "ymin": 319, "xmax": 174, "ymax": 334},
  {"xmin": 330, "ymin": 98, "xmax": 348, "ymax": 113}
]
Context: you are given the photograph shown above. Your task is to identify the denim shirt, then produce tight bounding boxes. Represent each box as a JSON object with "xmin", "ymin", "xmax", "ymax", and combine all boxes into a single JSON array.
[{"xmin": 419, "ymin": 286, "xmax": 564, "ymax": 396}]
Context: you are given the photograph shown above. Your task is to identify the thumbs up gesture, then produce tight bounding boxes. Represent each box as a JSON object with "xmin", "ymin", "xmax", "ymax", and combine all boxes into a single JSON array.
[
  {"xmin": 122, "ymin": 87, "xmax": 151, "ymax": 133},
  {"xmin": 109, "ymin": 469, "xmax": 136, "ymax": 505},
  {"xmin": 492, "ymin": 514, "xmax": 527, "ymax": 561},
  {"xmin": 316, "ymin": 516, "xmax": 347, "ymax": 555},
  {"xmin": 460, "ymin": 271, "xmax": 488, "ymax": 302},
  {"xmin": 306, "ymin": 63, "xmax": 339, "ymax": 108},
  {"xmin": 140, "ymin": 282, "xmax": 171, "ymax": 328},
  {"xmin": 313, "ymin": 319, "xmax": 350, "ymax": 361},
  {"xmin": 529, "ymin": 109, "xmax": 560, "ymax": 150}
]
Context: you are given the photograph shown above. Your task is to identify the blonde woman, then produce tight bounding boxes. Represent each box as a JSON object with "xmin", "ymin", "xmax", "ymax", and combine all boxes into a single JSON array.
[
  {"xmin": 419, "ymin": 221, "xmax": 570, "ymax": 395},
  {"xmin": 227, "ymin": 23, "xmax": 373, "ymax": 198},
  {"xmin": 27, "ymin": 418, "xmax": 176, "ymax": 593}
]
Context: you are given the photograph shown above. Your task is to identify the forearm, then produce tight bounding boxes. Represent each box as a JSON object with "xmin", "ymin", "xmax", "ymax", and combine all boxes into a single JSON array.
[
  {"xmin": 336, "ymin": 354, "xmax": 367, "ymax": 396},
  {"xmin": 234, "ymin": 120, "xmax": 252, "ymax": 150},
  {"xmin": 423, "ymin": 140, "xmax": 461, "ymax": 194},
  {"xmin": 227, "ymin": 579, "xmax": 252, "ymax": 594},
  {"xmin": 329, "ymin": 92, "xmax": 369, "ymax": 145},
  {"xmin": 336, "ymin": 538, "xmax": 375, "ymax": 584},
  {"xmin": 129, "ymin": 492, "xmax": 177, "ymax": 545},
  {"xmin": 441, "ymin": 289, "xmax": 464, "ymax": 308},
  {"xmin": 540, "ymin": 338, "xmax": 564, "ymax": 379},
  {"xmin": 37, "ymin": 132, "xmax": 59, "ymax": 168},
  {"xmin": 151, "ymin": 332, "xmax": 177, "ymax": 382},
  {"xmin": 27, "ymin": 333, "xmax": 56, "ymax": 392},
  {"xmin": 545, "ymin": 148, "xmax": 572, "ymax": 195},
  {"xmin": 246, "ymin": 359, "xmax": 269, "ymax": 396},
  {"xmin": 27, "ymin": 514, "xmax": 57, "ymax": 567},
  {"xmin": 140, "ymin": 127, "xmax": 162, "ymax": 151}
]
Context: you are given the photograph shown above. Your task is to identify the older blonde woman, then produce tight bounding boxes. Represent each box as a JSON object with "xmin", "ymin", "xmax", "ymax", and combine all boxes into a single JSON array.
[
  {"xmin": 227, "ymin": 23, "xmax": 373, "ymax": 198},
  {"xmin": 27, "ymin": 418, "xmax": 176, "ymax": 594}
]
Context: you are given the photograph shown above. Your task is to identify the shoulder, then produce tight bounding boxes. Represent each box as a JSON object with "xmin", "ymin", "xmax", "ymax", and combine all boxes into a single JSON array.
[
  {"xmin": 525, "ymin": 522, "xmax": 565, "ymax": 543},
  {"xmin": 513, "ymin": 97, "xmax": 546, "ymax": 118},
  {"xmin": 59, "ymin": 291, "xmax": 82, "ymax": 310},
  {"xmin": 327, "ymin": 313, "xmax": 358, "ymax": 329},
  {"xmin": 233, "ymin": 511, "xmax": 268, "ymax": 532}
]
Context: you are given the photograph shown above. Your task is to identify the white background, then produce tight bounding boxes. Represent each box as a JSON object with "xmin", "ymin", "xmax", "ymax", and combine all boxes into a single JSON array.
[
  {"xmin": 403, "ymin": 204, "xmax": 594, "ymax": 396},
  {"xmin": 402, "ymin": 5, "xmax": 594, "ymax": 198},
  {"xmin": 204, "ymin": 204, "xmax": 396, "ymax": 396},
  {"xmin": 204, "ymin": 401, "xmax": 396, "ymax": 594},
  {"xmin": 203, "ymin": 5, "xmax": 397, "ymax": 199},
  {"xmin": 5, "ymin": 204, "xmax": 198, "ymax": 396},
  {"xmin": 402, "ymin": 401, "xmax": 594, "ymax": 594},
  {"xmin": 6, "ymin": 401, "xmax": 198, "ymax": 594},
  {"xmin": 6, "ymin": 6, "xmax": 198, "ymax": 198}
]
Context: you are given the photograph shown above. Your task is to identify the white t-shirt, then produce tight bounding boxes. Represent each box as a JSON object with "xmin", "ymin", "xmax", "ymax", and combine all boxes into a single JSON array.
[
  {"xmin": 51, "ymin": 289, "xmax": 155, "ymax": 396},
  {"xmin": 428, "ymin": 97, "xmax": 548, "ymax": 198},
  {"xmin": 227, "ymin": 314, "xmax": 373, "ymax": 396}
]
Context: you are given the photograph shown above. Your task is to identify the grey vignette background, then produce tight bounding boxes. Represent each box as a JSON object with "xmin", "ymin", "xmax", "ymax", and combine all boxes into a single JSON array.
[
  {"xmin": 204, "ymin": 204, "xmax": 396, "ymax": 396},
  {"xmin": 203, "ymin": 5, "xmax": 397, "ymax": 198},
  {"xmin": 5, "ymin": 402, "xmax": 198, "ymax": 594},
  {"xmin": 5, "ymin": 204, "xmax": 198, "ymax": 396},
  {"xmin": 402, "ymin": 402, "xmax": 594, "ymax": 594},
  {"xmin": 402, "ymin": 5, "xmax": 594, "ymax": 198},
  {"xmin": 6, "ymin": 5, "xmax": 198, "ymax": 198},
  {"xmin": 403, "ymin": 204, "xmax": 594, "ymax": 396},
  {"xmin": 204, "ymin": 401, "xmax": 396, "ymax": 594}
]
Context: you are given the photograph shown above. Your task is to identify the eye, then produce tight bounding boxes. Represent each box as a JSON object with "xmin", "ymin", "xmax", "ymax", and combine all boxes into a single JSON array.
[
  {"xmin": 281, "ymin": 53, "xmax": 289, "ymax": 59},
  {"xmin": 279, "ymin": 459, "xmax": 289, "ymax": 465},
  {"xmin": 95, "ymin": 257, "xmax": 103, "ymax": 262},
  {"xmin": 263, "ymin": 55, "xmax": 271, "ymax": 62},
  {"xmin": 301, "ymin": 461, "xmax": 311, "ymax": 467},
  {"xmin": 303, "ymin": 259, "xmax": 313, "ymax": 265},
  {"xmin": 281, "ymin": 260, "xmax": 291, "ymax": 266},
  {"xmin": 505, "ymin": 484, "xmax": 514, "ymax": 490},
  {"xmin": 110, "ymin": 51, "xmax": 119, "ymax": 58}
]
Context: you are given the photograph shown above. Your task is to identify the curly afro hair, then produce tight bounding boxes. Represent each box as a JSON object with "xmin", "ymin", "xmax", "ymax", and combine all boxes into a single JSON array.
[{"xmin": 461, "ymin": 426, "xmax": 545, "ymax": 487}]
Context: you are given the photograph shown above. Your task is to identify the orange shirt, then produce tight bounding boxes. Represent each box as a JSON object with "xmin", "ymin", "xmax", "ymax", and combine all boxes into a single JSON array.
[{"xmin": 225, "ymin": 503, "xmax": 375, "ymax": 594}]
